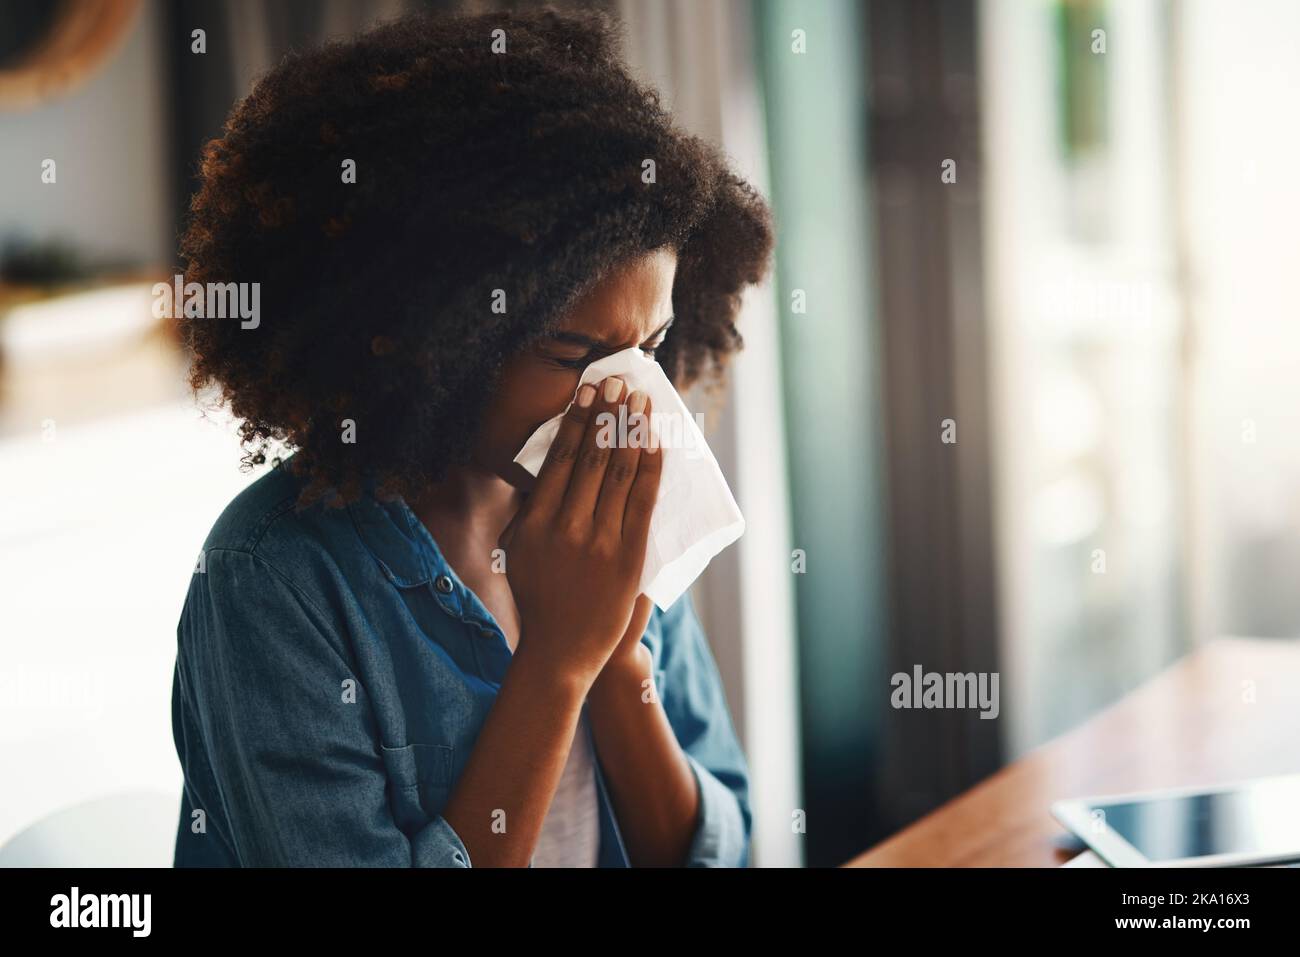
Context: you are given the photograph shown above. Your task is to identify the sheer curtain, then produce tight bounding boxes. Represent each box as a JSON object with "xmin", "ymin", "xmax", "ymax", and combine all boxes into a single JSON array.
[{"xmin": 981, "ymin": 0, "xmax": 1188, "ymax": 756}]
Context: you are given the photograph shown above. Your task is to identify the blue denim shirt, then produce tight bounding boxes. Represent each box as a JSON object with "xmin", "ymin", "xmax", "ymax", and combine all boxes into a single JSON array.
[{"xmin": 170, "ymin": 460, "xmax": 752, "ymax": 867}]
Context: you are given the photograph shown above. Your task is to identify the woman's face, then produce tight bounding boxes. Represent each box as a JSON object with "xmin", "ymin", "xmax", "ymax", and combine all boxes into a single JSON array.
[{"xmin": 472, "ymin": 247, "xmax": 679, "ymax": 490}]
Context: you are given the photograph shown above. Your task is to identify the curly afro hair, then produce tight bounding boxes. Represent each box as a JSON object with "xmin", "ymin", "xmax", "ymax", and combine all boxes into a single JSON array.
[{"xmin": 180, "ymin": 5, "xmax": 774, "ymax": 506}]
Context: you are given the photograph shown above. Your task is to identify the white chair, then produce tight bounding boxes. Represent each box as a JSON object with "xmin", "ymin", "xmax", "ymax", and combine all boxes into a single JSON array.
[{"xmin": 0, "ymin": 790, "xmax": 179, "ymax": 867}]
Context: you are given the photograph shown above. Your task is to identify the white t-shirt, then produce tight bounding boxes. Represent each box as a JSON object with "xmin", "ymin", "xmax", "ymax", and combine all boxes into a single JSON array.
[{"xmin": 530, "ymin": 706, "xmax": 601, "ymax": 867}]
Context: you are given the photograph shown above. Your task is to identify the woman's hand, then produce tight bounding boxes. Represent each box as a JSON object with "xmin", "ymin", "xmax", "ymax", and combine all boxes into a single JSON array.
[
  {"xmin": 603, "ymin": 594, "xmax": 655, "ymax": 670},
  {"xmin": 498, "ymin": 376, "xmax": 662, "ymax": 690}
]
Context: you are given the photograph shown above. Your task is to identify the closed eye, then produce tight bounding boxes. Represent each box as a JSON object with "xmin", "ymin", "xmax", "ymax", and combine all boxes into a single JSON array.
[
  {"xmin": 546, "ymin": 345, "xmax": 659, "ymax": 371},
  {"xmin": 539, "ymin": 316, "xmax": 672, "ymax": 371}
]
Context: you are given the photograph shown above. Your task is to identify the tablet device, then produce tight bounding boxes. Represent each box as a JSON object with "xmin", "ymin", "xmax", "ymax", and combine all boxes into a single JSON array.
[{"xmin": 1052, "ymin": 774, "xmax": 1300, "ymax": 867}]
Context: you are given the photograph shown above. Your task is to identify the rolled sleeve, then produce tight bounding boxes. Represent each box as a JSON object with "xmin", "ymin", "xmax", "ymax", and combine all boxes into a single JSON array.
[
  {"xmin": 683, "ymin": 751, "xmax": 749, "ymax": 867},
  {"xmin": 410, "ymin": 816, "xmax": 472, "ymax": 867},
  {"xmin": 657, "ymin": 591, "xmax": 753, "ymax": 867},
  {"xmin": 174, "ymin": 547, "xmax": 473, "ymax": 867}
]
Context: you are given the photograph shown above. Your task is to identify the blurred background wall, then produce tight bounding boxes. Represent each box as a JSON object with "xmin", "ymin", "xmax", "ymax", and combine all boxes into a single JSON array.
[{"xmin": 3, "ymin": 0, "xmax": 1299, "ymax": 868}]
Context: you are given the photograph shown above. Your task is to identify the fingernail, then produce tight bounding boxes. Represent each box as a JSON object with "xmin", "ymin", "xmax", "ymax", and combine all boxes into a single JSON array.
[
  {"xmin": 628, "ymin": 390, "xmax": 647, "ymax": 415},
  {"xmin": 603, "ymin": 377, "xmax": 623, "ymax": 402},
  {"xmin": 576, "ymin": 384, "xmax": 596, "ymax": 407}
]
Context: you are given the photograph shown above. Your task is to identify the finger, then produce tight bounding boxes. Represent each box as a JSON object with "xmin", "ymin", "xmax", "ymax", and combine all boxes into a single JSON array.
[
  {"xmin": 528, "ymin": 381, "xmax": 598, "ymax": 517},
  {"xmin": 594, "ymin": 390, "xmax": 649, "ymax": 533},
  {"xmin": 624, "ymin": 594, "xmax": 653, "ymax": 642},
  {"xmin": 561, "ymin": 375, "xmax": 626, "ymax": 519},
  {"xmin": 621, "ymin": 412, "xmax": 663, "ymax": 547}
]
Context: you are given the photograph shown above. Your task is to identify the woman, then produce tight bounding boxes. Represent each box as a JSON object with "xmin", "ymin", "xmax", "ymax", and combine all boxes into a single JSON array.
[{"xmin": 170, "ymin": 7, "xmax": 774, "ymax": 868}]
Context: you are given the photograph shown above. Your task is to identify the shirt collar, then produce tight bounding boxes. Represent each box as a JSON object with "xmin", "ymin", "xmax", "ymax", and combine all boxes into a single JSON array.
[
  {"xmin": 347, "ymin": 488, "xmax": 440, "ymax": 589},
  {"xmin": 343, "ymin": 475, "xmax": 506, "ymax": 632}
]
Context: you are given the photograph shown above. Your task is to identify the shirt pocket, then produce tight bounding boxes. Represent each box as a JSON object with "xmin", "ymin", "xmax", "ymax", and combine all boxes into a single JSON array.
[{"xmin": 380, "ymin": 743, "xmax": 455, "ymax": 833}]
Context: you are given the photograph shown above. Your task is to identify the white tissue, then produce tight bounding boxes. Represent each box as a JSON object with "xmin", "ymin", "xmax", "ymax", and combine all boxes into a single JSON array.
[{"xmin": 512, "ymin": 346, "xmax": 745, "ymax": 611}]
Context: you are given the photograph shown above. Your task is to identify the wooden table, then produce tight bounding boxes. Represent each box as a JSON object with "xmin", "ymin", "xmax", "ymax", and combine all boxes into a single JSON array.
[{"xmin": 847, "ymin": 637, "xmax": 1300, "ymax": 866}]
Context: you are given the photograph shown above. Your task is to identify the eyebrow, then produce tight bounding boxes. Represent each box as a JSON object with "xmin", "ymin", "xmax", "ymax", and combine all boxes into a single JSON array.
[{"xmin": 546, "ymin": 315, "xmax": 675, "ymax": 352}]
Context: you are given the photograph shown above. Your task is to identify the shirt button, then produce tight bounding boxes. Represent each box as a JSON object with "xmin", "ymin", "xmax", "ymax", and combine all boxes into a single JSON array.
[{"xmin": 434, "ymin": 574, "xmax": 454, "ymax": 594}]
